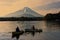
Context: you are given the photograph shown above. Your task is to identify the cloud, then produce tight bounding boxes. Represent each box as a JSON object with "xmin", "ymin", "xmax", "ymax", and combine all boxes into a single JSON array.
[{"xmin": 37, "ymin": 1, "xmax": 60, "ymax": 10}]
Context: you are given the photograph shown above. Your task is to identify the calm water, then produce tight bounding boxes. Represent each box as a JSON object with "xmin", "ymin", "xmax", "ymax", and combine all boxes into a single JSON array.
[{"xmin": 0, "ymin": 21, "xmax": 60, "ymax": 40}]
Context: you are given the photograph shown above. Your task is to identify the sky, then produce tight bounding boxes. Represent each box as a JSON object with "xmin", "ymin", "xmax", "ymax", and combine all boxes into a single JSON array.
[{"xmin": 0, "ymin": 0, "xmax": 60, "ymax": 17}]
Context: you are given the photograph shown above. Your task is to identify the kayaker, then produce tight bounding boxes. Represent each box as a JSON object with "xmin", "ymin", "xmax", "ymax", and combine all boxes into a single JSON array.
[
  {"xmin": 16, "ymin": 27, "xmax": 20, "ymax": 32},
  {"xmin": 32, "ymin": 25, "xmax": 35, "ymax": 30}
]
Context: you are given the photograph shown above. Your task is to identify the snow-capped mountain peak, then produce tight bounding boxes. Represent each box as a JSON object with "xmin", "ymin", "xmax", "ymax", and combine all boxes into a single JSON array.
[{"xmin": 6, "ymin": 7, "xmax": 43, "ymax": 17}]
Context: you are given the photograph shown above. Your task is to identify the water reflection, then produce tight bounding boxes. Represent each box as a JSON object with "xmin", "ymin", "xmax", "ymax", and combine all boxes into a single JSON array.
[
  {"xmin": 0, "ymin": 21, "xmax": 60, "ymax": 32},
  {"xmin": 45, "ymin": 21, "xmax": 60, "ymax": 32},
  {"xmin": 0, "ymin": 21, "xmax": 60, "ymax": 40}
]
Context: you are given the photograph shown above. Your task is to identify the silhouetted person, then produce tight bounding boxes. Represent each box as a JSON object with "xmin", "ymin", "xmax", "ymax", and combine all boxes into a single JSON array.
[
  {"xmin": 16, "ymin": 27, "xmax": 20, "ymax": 32},
  {"xmin": 12, "ymin": 27, "xmax": 24, "ymax": 40},
  {"xmin": 32, "ymin": 25, "xmax": 35, "ymax": 30}
]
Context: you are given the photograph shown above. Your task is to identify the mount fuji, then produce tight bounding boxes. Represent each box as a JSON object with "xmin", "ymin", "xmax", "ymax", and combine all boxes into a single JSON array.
[{"xmin": 6, "ymin": 7, "xmax": 43, "ymax": 17}]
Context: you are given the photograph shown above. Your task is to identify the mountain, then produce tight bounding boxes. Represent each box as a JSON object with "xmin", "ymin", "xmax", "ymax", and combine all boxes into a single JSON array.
[{"xmin": 6, "ymin": 7, "xmax": 43, "ymax": 17}]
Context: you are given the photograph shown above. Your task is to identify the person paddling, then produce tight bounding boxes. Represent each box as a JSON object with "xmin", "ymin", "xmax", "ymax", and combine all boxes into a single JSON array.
[{"xmin": 16, "ymin": 27, "xmax": 20, "ymax": 32}]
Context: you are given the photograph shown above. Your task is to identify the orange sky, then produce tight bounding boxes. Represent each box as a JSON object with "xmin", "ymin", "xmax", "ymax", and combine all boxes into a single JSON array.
[{"xmin": 0, "ymin": 0, "xmax": 60, "ymax": 17}]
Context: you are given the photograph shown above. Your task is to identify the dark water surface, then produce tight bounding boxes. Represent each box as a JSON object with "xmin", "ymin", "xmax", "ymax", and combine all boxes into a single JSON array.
[{"xmin": 0, "ymin": 21, "xmax": 60, "ymax": 40}]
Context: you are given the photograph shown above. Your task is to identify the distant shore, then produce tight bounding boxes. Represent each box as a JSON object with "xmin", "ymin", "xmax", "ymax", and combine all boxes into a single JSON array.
[{"xmin": 0, "ymin": 17, "xmax": 44, "ymax": 21}]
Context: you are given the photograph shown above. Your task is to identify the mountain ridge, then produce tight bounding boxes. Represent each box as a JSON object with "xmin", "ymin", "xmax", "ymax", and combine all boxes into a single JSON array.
[{"xmin": 6, "ymin": 7, "xmax": 43, "ymax": 17}]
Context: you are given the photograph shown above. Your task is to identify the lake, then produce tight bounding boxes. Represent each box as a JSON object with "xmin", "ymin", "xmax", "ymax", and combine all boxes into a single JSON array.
[{"xmin": 0, "ymin": 21, "xmax": 60, "ymax": 40}]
